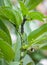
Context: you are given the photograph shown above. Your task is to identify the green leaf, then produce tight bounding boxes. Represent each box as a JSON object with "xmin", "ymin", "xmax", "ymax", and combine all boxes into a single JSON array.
[
  {"xmin": 26, "ymin": 12, "xmax": 44, "ymax": 21},
  {"xmin": 14, "ymin": 34, "xmax": 21, "ymax": 61},
  {"xmin": 25, "ymin": 0, "xmax": 43, "ymax": 10},
  {"xmin": 28, "ymin": 23, "xmax": 47, "ymax": 43},
  {"xmin": 0, "ymin": 52, "xmax": 3, "ymax": 58},
  {"xmin": 35, "ymin": 43, "xmax": 47, "ymax": 50},
  {"xmin": 31, "ymin": 35, "xmax": 47, "ymax": 50},
  {"xmin": 38, "ymin": 43, "xmax": 47, "ymax": 50},
  {"xmin": 19, "ymin": 1, "xmax": 28, "ymax": 16},
  {"xmin": 24, "ymin": 22, "xmax": 31, "ymax": 35},
  {"xmin": 28, "ymin": 50, "xmax": 45, "ymax": 64},
  {"xmin": 23, "ymin": 54, "xmax": 35, "ymax": 65},
  {"xmin": 0, "ymin": 19, "xmax": 12, "ymax": 45},
  {"xmin": 0, "ymin": 59, "xmax": 8, "ymax": 65},
  {"xmin": 0, "ymin": 0, "xmax": 12, "ymax": 7},
  {"xmin": 0, "ymin": 39, "xmax": 15, "ymax": 62},
  {"xmin": 0, "ymin": 7, "xmax": 22, "ymax": 28},
  {"xmin": 0, "ymin": 29, "xmax": 11, "ymax": 45},
  {"xmin": 27, "ymin": 62, "xmax": 35, "ymax": 65},
  {"xmin": 24, "ymin": 24, "xmax": 47, "ymax": 50},
  {"xmin": 9, "ymin": 62, "xmax": 20, "ymax": 65},
  {"xmin": 37, "ymin": 63, "xmax": 43, "ymax": 65},
  {"xmin": 14, "ymin": 10, "xmax": 22, "ymax": 26}
]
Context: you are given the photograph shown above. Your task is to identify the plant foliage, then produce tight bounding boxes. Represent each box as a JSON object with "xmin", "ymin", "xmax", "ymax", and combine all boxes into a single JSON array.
[{"xmin": 0, "ymin": 0, "xmax": 47, "ymax": 65}]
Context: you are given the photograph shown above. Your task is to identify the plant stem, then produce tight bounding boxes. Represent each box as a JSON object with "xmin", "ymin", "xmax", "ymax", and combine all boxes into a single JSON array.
[{"xmin": 21, "ymin": 16, "xmax": 27, "ymax": 34}]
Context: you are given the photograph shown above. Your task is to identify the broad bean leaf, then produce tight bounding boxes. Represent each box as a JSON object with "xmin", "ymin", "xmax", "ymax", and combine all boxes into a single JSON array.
[
  {"xmin": 0, "ymin": 29, "xmax": 11, "ymax": 45},
  {"xmin": 22, "ymin": 24, "xmax": 47, "ymax": 50},
  {"xmin": 0, "ymin": 19, "xmax": 12, "ymax": 45},
  {"xmin": 0, "ymin": 7, "xmax": 22, "ymax": 28},
  {"xmin": 23, "ymin": 54, "xmax": 35, "ymax": 65},
  {"xmin": 26, "ymin": 12, "xmax": 44, "ymax": 21},
  {"xmin": 25, "ymin": 0, "xmax": 43, "ymax": 10},
  {"xmin": 28, "ymin": 23, "xmax": 47, "ymax": 43},
  {"xmin": 14, "ymin": 34, "xmax": 21, "ymax": 61},
  {"xmin": 19, "ymin": 1, "xmax": 28, "ymax": 16},
  {"xmin": 9, "ymin": 62, "xmax": 20, "ymax": 65},
  {"xmin": 0, "ymin": 0, "xmax": 12, "ymax": 7},
  {"xmin": 0, "ymin": 39, "xmax": 15, "ymax": 62}
]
